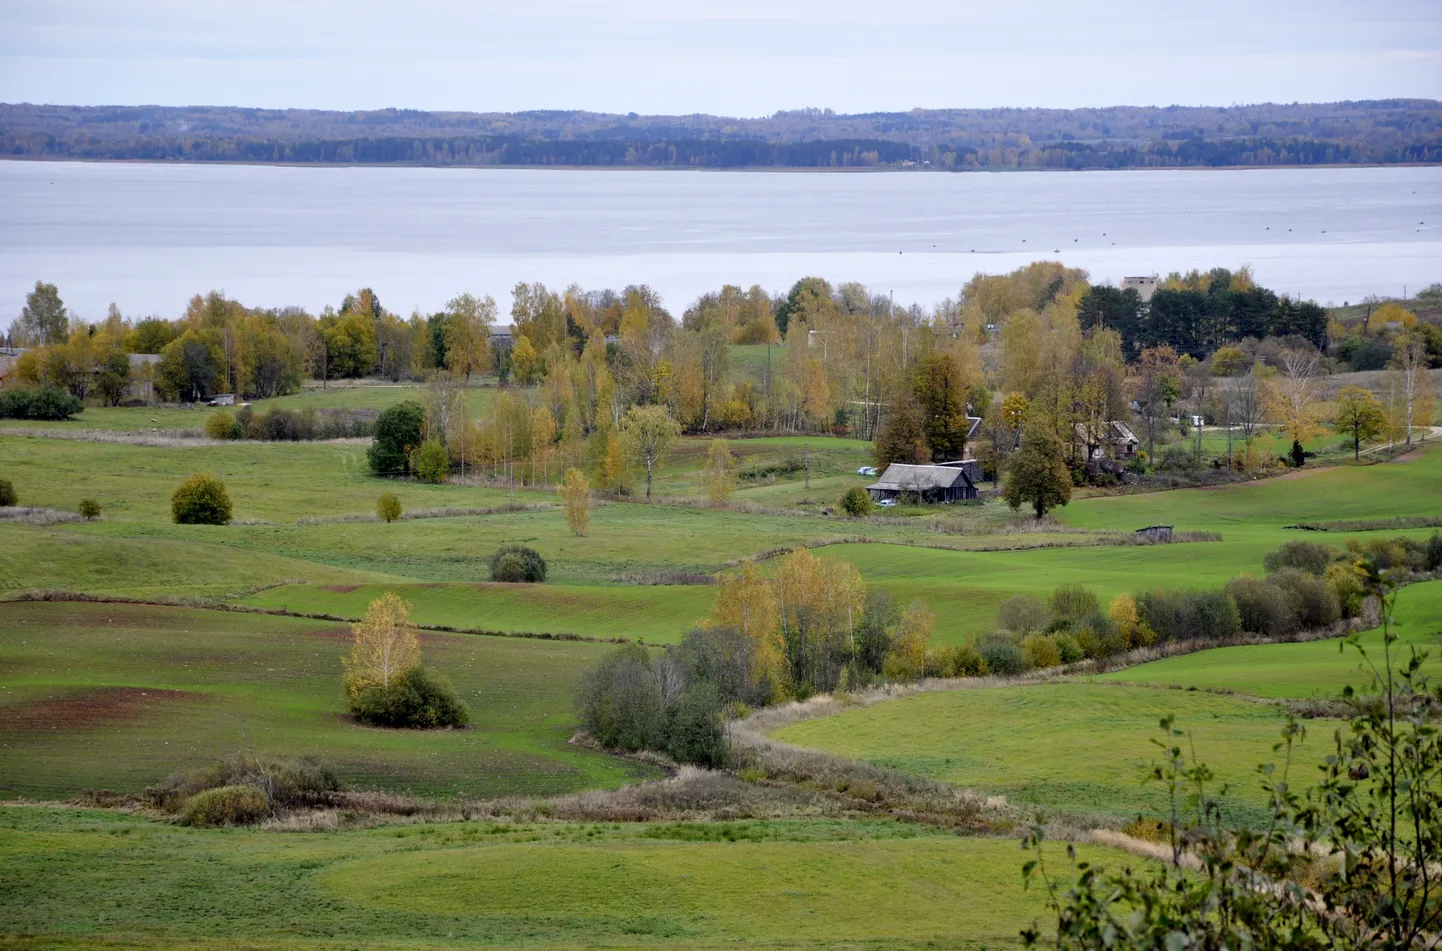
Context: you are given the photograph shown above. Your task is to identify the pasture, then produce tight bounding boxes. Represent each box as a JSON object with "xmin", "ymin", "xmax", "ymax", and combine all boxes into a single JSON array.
[
  {"xmin": 0, "ymin": 601, "xmax": 653, "ymax": 800},
  {"xmin": 771, "ymin": 683, "xmax": 1312, "ymax": 825},
  {"xmin": 0, "ymin": 805, "xmax": 1122, "ymax": 950}
]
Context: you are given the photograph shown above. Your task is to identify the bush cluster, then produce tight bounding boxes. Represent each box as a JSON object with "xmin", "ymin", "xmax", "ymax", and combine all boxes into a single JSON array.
[
  {"xmin": 207, "ymin": 406, "xmax": 375, "ymax": 442},
  {"xmin": 146, "ymin": 754, "xmax": 341, "ymax": 826},
  {"xmin": 0, "ymin": 478, "xmax": 15, "ymax": 507},
  {"xmin": 350, "ymin": 666, "xmax": 470, "ymax": 729},
  {"xmin": 575, "ymin": 644, "xmax": 728, "ymax": 768},
  {"xmin": 0, "ymin": 386, "xmax": 84, "ymax": 420},
  {"xmin": 490, "ymin": 544, "xmax": 547, "ymax": 583}
]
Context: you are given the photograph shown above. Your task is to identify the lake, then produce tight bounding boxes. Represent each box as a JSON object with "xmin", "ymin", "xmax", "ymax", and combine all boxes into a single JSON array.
[{"xmin": 1, "ymin": 160, "xmax": 1438, "ymax": 322}]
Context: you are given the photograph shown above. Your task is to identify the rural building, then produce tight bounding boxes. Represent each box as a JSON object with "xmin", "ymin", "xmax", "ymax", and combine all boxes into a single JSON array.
[
  {"xmin": 866, "ymin": 461, "xmax": 981, "ymax": 504},
  {"xmin": 1074, "ymin": 421, "xmax": 1139, "ymax": 461},
  {"xmin": 1135, "ymin": 525, "xmax": 1174, "ymax": 542},
  {"xmin": 1121, "ymin": 276, "xmax": 1158, "ymax": 302}
]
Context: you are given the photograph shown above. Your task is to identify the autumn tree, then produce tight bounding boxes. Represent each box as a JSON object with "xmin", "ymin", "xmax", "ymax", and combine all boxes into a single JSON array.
[
  {"xmin": 620, "ymin": 404, "xmax": 680, "ymax": 501},
  {"xmin": 342, "ymin": 592, "xmax": 421, "ymax": 699},
  {"xmin": 773, "ymin": 549, "xmax": 866, "ymax": 694},
  {"xmin": 510, "ymin": 334, "xmax": 542, "ymax": 385},
  {"xmin": 704, "ymin": 438, "xmax": 737, "ymax": 503},
  {"xmin": 1265, "ymin": 347, "xmax": 1323, "ymax": 444},
  {"xmin": 1383, "ymin": 330, "xmax": 1435, "ymax": 446},
  {"xmin": 885, "ymin": 599, "xmax": 935, "ymax": 680},
  {"xmin": 709, "ymin": 560, "xmax": 786, "ymax": 699},
  {"xmin": 1132, "ymin": 346, "xmax": 1181, "ymax": 461},
  {"xmin": 442, "ymin": 292, "xmax": 494, "ymax": 385},
  {"xmin": 1332, "ymin": 385, "xmax": 1387, "ymax": 459},
  {"xmin": 1004, "ymin": 430, "xmax": 1072, "ymax": 519},
  {"xmin": 558, "ymin": 467, "xmax": 591, "ymax": 536}
]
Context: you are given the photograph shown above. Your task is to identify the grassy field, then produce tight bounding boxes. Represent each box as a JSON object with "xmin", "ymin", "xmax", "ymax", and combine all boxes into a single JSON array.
[
  {"xmin": 0, "ymin": 601, "xmax": 653, "ymax": 800},
  {"xmin": 771, "ymin": 683, "xmax": 1311, "ymax": 825},
  {"xmin": 0, "ymin": 806, "xmax": 1124, "ymax": 950}
]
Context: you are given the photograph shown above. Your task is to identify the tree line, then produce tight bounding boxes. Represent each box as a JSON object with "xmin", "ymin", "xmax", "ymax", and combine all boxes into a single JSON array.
[{"xmin": 6, "ymin": 100, "xmax": 1439, "ymax": 169}]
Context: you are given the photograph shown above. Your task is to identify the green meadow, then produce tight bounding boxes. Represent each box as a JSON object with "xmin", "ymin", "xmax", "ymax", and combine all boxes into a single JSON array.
[
  {"xmin": 0, "ymin": 601, "xmax": 653, "ymax": 801},
  {"xmin": 772, "ymin": 683, "xmax": 1312, "ymax": 825},
  {"xmin": 0, "ymin": 806, "xmax": 1121, "ymax": 950}
]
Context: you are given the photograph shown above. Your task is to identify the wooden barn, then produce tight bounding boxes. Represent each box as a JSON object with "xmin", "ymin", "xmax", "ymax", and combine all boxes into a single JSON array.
[{"xmin": 866, "ymin": 462, "xmax": 980, "ymax": 504}]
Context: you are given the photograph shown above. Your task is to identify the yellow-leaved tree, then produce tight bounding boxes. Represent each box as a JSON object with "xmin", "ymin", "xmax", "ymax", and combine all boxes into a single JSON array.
[
  {"xmin": 710, "ymin": 560, "xmax": 786, "ymax": 699},
  {"xmin": 1107, "ymin": 592, "xmax": 1154, "ymax": 648},
  {"xmin": 886, "ymin": 599, "xmax": 935, "ymax": 680},
  {"xmin": 558, "ymin": 467, "xmax": 591, "ymax": 536},
  {"xmin": 342, "ymin": 592, "xmax": 421, "ymax": 700},
  {"xmin": 704, "ymin": 438, "xmax": 738, "ymax": 503}
]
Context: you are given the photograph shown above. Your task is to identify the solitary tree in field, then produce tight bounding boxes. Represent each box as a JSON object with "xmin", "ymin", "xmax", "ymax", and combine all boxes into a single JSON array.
[
  {"xmin": 1332, "ymin": 385, "xmax": 1387, "ymax": 459},
  {"xmin": 1004, "ymin": 431, "xmax": 1072, "ymax": 520},
  {"xmin": 620, "ymin": 404, "xmax": 680, "ymax": 502},
  {"xmin": 558, "ymin": 467, "xmax": 591, "ymax": 536},
  {"xmin": 376, "ymin": 492, "xmax": 402, "ymax": 523},
  {"xmin": 342, "ymin": 593, "xmax": 421, "ymax": 700},
  {"xmin": 704, "ymin": 438, "xmax": 738, "ymax": 503}
]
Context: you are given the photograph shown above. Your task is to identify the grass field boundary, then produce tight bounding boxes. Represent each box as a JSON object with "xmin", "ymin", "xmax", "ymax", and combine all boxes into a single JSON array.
[
  {"xmin": 0, "ymin": 589, "xmax": 633, "ymax": 644},
  {"xmin": 733, "ymin": 530, "xmax": 1226, "ymax": 568},
  {"xmin": 294, "ymin": 501, "xmax": 555, "ymax": 525},
  {"xmin": 1287, "ymin": 515, "xmax": 1442, "ymax": 533}
]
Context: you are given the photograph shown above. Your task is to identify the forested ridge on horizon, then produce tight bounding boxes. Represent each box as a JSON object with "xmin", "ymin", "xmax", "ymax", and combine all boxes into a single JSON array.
[{"xmin": 3, "ymin": 100, "xmax": 1440, "ymax": 169}]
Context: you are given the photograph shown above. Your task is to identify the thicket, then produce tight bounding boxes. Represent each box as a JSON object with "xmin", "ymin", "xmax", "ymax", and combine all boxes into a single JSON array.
[
  {"xmin": 489, "ymin": 544, "xmax": 548, "ymax": 583},
  {"xmin": 574, "ymin": 644, "xmax": 728, "ymax": 768},
  {"xmin": 0, "ymin": 386, "xmax": 84, "ymax": 420},
  {"xmin": 146, "ymin": 753, "xmax": 342, "ymax": 826},
  {"xmin": 207, "ymin": 406, "xmax": 374, "ymax": 441}
]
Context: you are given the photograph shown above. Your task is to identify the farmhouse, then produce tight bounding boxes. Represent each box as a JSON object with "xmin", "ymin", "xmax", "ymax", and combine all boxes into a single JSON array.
[
  {"xmin": 1075, "ymin": 420, "xmax": 1139, "ymax": 461},
  {"xmin": 866, "ymin": 460, "xmax": 982, "ymax": 504}
]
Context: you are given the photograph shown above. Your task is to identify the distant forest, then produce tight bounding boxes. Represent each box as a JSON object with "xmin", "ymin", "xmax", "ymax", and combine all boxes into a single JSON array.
[{"xmin": 2, "ymin": 100, "xmax": 1441, "ymax": 169}]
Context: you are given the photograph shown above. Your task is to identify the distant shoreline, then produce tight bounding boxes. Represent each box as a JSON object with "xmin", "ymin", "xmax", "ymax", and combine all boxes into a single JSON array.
[{"xmin": 2, "ymin": 155, "xmax": 1436, "ymax": 173}]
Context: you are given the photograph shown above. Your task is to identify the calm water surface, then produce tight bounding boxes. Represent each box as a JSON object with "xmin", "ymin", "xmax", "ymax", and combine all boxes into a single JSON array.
[{"xmin": 1, "ymin": 160, "xmax": 1438, "ymax": 319}]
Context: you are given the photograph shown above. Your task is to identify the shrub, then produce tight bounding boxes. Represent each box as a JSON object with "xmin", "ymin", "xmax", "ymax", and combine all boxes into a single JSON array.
[
  {"xmin": 78, "ymin": 498, "xmax": 101, "ymax": 520},
  {"xmin": 931, "ymin": 641, "xmax": 987, "ymax": 677},
  {"xmin": 0, "ymin": 478, "xmax": 15, "ymax": 507},
  {"xmin": 1020, "ymin": 633, "xmax": 1062, "ymax": 670},
  {"xmin": 178, "ymin": 785, "xmax": 270, "ymax": 827},
  {"xmin": 367, "ymin": 400, "xmax": 425, "ymax": 476},
  {"xmin": 1270, "ymin": 567, "xmax": 1340, "ymax": 629},
  {"xmin": 205, "ymin": 410, "xmax": 241, "ymax": 440},
  {"xmin": 1052, "ymin": 633, "xmax": 1085, "ymax": 664},
  {"xmin": 840, "ymin": 487, "xmax": 874, "ymax": 517},
  {"xmin": 998, "ymin": 594, "xmax": 1050, "ymax": 634},
  {"xmin": 171, "ymin": 473, "xmax": 232, "ymax": 525},
  {"xmin": 1427, "ymin": 532, "xmax": 1442, "ymax": 572},
  {"xmin": 979, "ymin": 635, "xmax": 1025, "ymax": 676},
  {"xmin": 350, "ymin": 666, "xmax": 470, "ymax": 729},
  {"xmin": 1140, "ymin": 588, "xmax": 1241, "ymax": 643},
  {"xmin": 376, "ymin": 492, "xmax": 402, "ymax": 523},
  {"xmin": 663, "ymin": 681, "xmax": 729, "ymax": 768},
  {"xmin": 575, "ymin": 644, "xmax": 663, "ymax": 751},
  {"xmin": 1225, "ymin": 575, "xmax": 1298, "ymax": 637},
  {"xmin": 0, "ymin": 386, "xmax": 84, "ymax": 421},
  {"xmin": 678, "ymin": 625, "xmax": 776, "ymax": 708},
  {"xmin": 489, "ymin": 544, "xmax": 547, "ymax": 583},
  {"xmin": 414, "ymin": 438, "xmax": 449, "ymax": 483},
  {"xmin": 1048, "ymin": 584, "xmax": 1100, "ymax": 629},
  {"xmin": 1263, "ymin": 540, "xmax": 1335, "ymax": 577}
]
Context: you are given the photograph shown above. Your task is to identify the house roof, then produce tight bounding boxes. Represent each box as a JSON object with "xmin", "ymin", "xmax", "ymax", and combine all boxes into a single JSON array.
[
  {"xmin": 868, "ymin": 463, "xmax": 974, "ymax": 492},
  {"xmin": 1075, "ymin": 420, "xmax": 1138, "ymax": 444}
]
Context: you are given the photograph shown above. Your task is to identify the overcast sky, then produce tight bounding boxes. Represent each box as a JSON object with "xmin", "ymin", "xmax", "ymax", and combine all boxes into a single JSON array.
[{"xmin": 2, "ymin": 0, "xmax": 1439, "ymax": 115}]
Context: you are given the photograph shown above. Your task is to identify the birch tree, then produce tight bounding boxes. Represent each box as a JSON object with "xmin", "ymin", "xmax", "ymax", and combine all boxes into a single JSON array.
[{"xmin": 342, "ymin": 593, "xmax": 421, "ymax": 699}]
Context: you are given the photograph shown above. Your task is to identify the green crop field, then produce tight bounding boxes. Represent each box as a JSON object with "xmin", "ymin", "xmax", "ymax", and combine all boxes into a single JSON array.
[
  {"xmin": 0, "ymin": 806, "xmax": 1125, "ymax": 950},
  {"xmin": 771, "ymin": 683, "xmax": 1313, "ymax": 824},
  {"xmin": 0, "ymin": 601, "xmax": 653, "ymax": 800}
]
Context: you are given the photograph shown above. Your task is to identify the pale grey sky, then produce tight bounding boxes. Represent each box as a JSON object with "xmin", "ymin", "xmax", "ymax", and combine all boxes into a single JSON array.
[{"xmin": 1, "ymin": 0, "xmax": 1439, "ymax": 114}]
